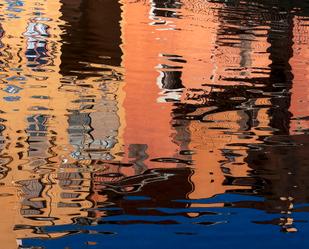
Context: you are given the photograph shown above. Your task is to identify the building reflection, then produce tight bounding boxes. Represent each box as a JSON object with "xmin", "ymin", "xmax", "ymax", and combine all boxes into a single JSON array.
[
  {"xmin": 104, "ymin": 0, "xmax": 309, "ymax": 231},
  {"xmin": 0, "ymin": 0, "xmax": 92, "ymax": 247},
  {"xmin": 0, "ymin": 0, "xmax": 308, "ymax": 248},
  {"xmin": 60, "ymin": 0, "xmax": 125, "ymax": 162}
]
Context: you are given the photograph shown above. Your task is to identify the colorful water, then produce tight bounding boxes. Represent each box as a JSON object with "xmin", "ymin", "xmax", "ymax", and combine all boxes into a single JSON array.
[{"xmin": 0, "ymin": 0, "xmax": 308, "ymax": 248}]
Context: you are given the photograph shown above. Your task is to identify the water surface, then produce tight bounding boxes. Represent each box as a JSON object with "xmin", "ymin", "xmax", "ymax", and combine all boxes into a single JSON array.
[{"xmin": 0, "ymin": 0, "xmax": 309, "ymax": 248}]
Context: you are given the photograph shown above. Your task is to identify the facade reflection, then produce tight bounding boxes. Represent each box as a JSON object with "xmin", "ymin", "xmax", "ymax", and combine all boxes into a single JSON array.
[
  {"xmin": 0, "ymin": 0, "xmax": 307, "ymax": 248},
  {"xmin": 0, "ymin": 0, "xmax": 91, "ymax": 246}
]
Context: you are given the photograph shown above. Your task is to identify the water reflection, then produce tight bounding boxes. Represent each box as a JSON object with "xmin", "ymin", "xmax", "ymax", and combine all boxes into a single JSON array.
[
  {"xmin": 0, "ymin": 0, "xmax": 308, "ymax": 248},
  {"xmin": 59, "ymin": 0, "xmax": 123, "ymax": 77}
]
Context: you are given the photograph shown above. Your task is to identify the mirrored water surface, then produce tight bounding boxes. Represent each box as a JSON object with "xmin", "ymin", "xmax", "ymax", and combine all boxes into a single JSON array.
[{"xmin": 0, "ymin": 0, "xmax": 309, "ymax": 248}]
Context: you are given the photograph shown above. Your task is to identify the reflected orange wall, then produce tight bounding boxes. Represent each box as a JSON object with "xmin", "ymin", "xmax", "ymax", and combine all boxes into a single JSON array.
[
  {"xmin": 119, "ymin": 0, "xmax": 272, "ymax": 198},
  {"xmin": 119, "ymin": 0, "xmax": 224, "ymax": 172},
  {"xmin": 120, "ymin": 1, "xmax": 179, "ymax": 171},
  {"xmin": 290, "ymin": 16, "xmax": 309, "ymax": 134},
  {"xmin": 183, "ymin": 3, "xmax": 272, "ymax": 199}
]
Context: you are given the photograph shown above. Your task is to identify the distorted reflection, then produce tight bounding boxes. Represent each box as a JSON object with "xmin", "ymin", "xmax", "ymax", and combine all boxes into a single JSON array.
[{"xmin": 0, "ymin": 0, "xmax": 308, "ymax": 248}]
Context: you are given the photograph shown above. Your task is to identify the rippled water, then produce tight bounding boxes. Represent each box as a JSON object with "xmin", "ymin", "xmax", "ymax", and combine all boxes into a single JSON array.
[{"xmin": 0, "ymin": 0, "xmax": 309, "ymax": 248}]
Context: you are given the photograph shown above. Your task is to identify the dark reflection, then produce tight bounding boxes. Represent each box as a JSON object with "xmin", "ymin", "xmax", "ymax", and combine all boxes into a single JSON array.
[
  {"xmin": 151, "ymin": 0, "xmax": 181, "ymax": 18},
  {"xmin": 91, "ymin": 168, "xmax": 193, "ymax": 217},
  {"xmin": 238, "ymin": 134, "xmax": 309, "ymax": 232},
  {"xmin": 159, "ymin": 71, "xmax": 184, "ymax": 90},
  {"xmin": 60, "ymin": 0, "xmax": 123, "ymax": 78}
]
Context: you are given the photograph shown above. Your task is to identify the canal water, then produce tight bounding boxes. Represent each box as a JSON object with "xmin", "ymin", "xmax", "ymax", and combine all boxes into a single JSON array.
[{"xmin": 0, "ymin": 0, "xmax": 308, "ymax": 248}]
